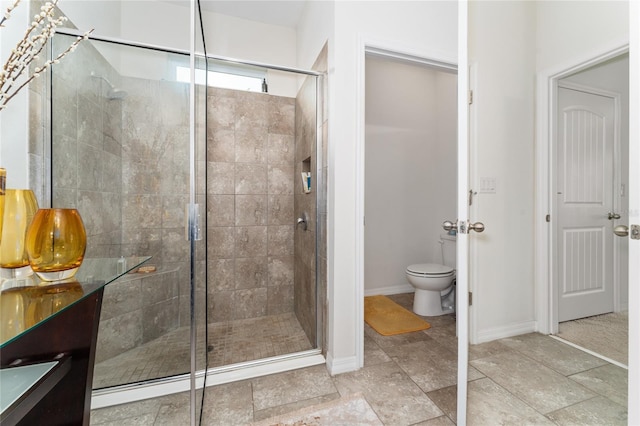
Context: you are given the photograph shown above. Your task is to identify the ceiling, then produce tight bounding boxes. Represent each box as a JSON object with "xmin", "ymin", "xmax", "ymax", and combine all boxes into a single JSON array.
[{"xmin": 197, "ymin": 1, "xmax": 307, "ymax": 28}]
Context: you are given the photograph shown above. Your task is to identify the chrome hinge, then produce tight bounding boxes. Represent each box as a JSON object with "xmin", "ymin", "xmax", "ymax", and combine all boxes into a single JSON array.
[
  {"xmin": 469, "ymin": 292, "xmax": 473, "ymax": 306},
  {"xmin": 468, "ymin": 90, "xmax": 474, "ymax": 105},
  {"xmin": 468, "ymin": 189, "xmax": 477, "ymax": 206}
]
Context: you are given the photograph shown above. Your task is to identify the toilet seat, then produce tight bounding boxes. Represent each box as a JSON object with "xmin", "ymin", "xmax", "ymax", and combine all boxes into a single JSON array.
[{"xmin": 406, "ymin": 263, "xmax": 454, "ymax": 277}]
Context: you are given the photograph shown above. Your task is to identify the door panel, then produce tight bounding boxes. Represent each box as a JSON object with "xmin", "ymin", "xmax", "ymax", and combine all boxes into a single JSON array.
[
  {"xmin": 557, "ymin": 86, "xmax": 615, "ymax": 321},
  {"xmin": 456, "ymin": 2, "xmax": 470, "ymax": 423}
]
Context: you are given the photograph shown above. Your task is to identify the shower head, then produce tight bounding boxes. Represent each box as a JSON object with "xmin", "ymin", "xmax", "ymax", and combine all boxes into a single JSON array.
[
  {"xmin": 107, "ymin": 88, "xmax": 128, "ymax": 100},
  {"xmin": 90, "ymin": 71, "xmax": 128, "ymax": 100}
]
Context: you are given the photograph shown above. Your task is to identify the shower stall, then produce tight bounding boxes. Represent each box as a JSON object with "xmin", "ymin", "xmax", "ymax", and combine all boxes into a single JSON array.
[{"xmin": 44, "ymin": 5, "xmax": 326, "ymax": 420}]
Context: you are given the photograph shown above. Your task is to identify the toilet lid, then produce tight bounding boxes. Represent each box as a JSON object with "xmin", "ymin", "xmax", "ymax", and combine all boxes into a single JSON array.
[{"xmin": 406, "ymin": 263, "xmax": 454, "ymax": 276}]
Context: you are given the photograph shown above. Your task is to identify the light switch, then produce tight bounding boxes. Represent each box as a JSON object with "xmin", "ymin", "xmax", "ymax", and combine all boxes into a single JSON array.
[{"xmin": 479, "ymin": 177, "xmax": 497, "ymax": 193}]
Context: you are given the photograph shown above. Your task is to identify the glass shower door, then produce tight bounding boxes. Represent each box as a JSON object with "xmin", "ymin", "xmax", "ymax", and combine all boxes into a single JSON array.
[{"xmin": 50, "ymin": 33, "xmax": 207, "ymax": 422}]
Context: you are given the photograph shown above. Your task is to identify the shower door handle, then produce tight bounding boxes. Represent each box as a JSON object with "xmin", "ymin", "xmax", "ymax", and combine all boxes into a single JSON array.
[{"xmin": 185, "ymin": 203, "xmax": 203, "ymax": 241}]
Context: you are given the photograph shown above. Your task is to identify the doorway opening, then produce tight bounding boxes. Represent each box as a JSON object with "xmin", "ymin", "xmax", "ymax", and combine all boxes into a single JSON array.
[
  {"xmin": 358, "ymin": 44, "xmax": 459, "ymax": 367},
  {"xmin": 536, "ymin": 47, "xmax": 629, "ymax": 367}
]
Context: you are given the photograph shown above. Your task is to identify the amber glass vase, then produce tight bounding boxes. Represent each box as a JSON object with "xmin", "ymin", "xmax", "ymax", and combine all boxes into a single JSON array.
[
  {"xmin": 26, "ymin": 208, "xmax": 86, "ymax": 281},
  {"xmin": 0, "ymin": 189, "xmax": 39, "ymax": 278}
]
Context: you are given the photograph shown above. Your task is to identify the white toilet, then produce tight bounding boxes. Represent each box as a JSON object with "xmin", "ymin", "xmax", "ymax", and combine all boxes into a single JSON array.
[{"xmin": 405, "ymin": 234, "xmax": 456, "ymax": 316}]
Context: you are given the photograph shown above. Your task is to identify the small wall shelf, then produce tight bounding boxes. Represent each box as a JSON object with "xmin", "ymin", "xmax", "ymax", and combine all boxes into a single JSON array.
[{"xmin": 301, "ymin": 157, "xmax": 312, "ymax": 193}]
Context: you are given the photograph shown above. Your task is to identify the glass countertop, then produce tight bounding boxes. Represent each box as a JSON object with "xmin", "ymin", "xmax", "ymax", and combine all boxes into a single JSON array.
[
  {"xmin": 0, "ymin": 256, "xmax": 151, "ymax": 348},
  {"xmin": 0, "ymin": 361, "xmax": 59, "ymax": 413}
]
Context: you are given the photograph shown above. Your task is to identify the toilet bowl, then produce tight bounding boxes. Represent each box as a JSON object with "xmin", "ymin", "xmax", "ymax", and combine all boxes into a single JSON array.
[
  {"xmin": 406, "ymin": 264, "xmax": 455, "ymax": 316},
  {"xmin": 405, "ymin": 235, "xmax": 456, "ymax": 316}
]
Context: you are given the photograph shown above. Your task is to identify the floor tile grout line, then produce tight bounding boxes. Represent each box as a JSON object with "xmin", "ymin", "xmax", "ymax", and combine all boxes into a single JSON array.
[
  {"xmin": 480, "ymin": 375, "xmax": 557, "ymax": 422},
  {"xmin": 468, "ymin": 344, "xmax": 625, "ymax": 421},
  {"xmin": 543, "ymin": 393, "xmax": 623, "ymax": 420},
  {"xmin": 388, "ymin": 349, "xmax": 448, "ymax": 424}
]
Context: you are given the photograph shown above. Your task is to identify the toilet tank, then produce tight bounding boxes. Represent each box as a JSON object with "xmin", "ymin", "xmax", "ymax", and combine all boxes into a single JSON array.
[{"xmin": 440, "ymin": 234, "xmax": 457, "ymax": 268}]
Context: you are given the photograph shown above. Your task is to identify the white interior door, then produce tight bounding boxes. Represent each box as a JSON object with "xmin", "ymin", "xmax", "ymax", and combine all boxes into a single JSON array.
[
  {"xmin": 456, "ymin": 2, "xmax": 470, "ymax": 424},
  {"xmin": 556, "ymin": 85, "xmax": 617, "ymax": 322},
  {"xmin": 628, "ymin": 4, "xmax": 639, "ymax": 422}
]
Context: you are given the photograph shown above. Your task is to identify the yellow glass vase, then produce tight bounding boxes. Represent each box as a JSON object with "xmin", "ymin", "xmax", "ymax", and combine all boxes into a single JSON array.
[
  {"xmin": 26, "ymin": 208, "xmax": 87, "ymax": 281},
  {"xmin": 0, "ymin": 189, "xmax": 39, "ymax": 278}
]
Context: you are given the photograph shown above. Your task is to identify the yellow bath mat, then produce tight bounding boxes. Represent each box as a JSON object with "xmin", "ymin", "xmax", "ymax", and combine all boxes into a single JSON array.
[{"xmin": 364, "ymin": 295, "xmax": 431, "ymax": 336}]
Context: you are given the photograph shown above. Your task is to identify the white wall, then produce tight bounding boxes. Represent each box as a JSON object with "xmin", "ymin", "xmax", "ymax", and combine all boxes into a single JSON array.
[
  {"xmin": 202, "ymin": 11, "xmax": 298, "ymax": 97},
  {"xmin": 297, "ymin": 1, "xmax": 334, "ymax": 71},
  {"xmin": 59, "ymin": 1, "xmax": 299, "ymax": 96},
  {"xmin": 468, "ymin": 0, "xmax": 629, "ymax": 344},
  {"xmin": 536, "ymin": 1, "xmax": 629, "ymax": 73},
  {"xmin": 59, "ymin": 1, "xmax": 121, "ymax": 38},
  {"xmin": 364, "ymin": 57, "xmax": 457, "ymax": 295},
  {"xmin": 328, "ymin": 0, "xmax": 457, "ymax": 370},
  {"xmin": 469, "ymin": 1, "xmax": 537, "ymax": 342},
  {"xmin": 0, "ymin": 0, "xmax": 30, "ymax": 188}
]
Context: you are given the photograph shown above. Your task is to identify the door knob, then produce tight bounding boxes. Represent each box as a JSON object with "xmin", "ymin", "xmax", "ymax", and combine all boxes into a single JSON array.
[
  {"xmin": 442, "ymin": 220, "xmax": 457, "ymax": 232},
  {"xmin": 613, "ymin": 225, "xmax": 629, "ymax": 237},
  {"xmin": 469, "ymin": 222, "xmax": 485, "ymax": 233},
  {"xmin": 607, "ymin": 212, "xmax": 621, "ymax": 220}
]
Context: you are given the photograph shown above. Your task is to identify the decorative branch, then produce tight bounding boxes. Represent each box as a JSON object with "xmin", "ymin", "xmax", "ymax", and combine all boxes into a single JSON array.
[{"xmin": 0, "ymin": 0, "xmax": 93, "ymax": 111}]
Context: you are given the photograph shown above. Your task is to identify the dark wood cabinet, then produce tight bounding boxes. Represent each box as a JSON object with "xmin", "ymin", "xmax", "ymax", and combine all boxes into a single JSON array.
[{"xmin": 0, "ymin": 257, "xmax": 150, "ymax": 425}]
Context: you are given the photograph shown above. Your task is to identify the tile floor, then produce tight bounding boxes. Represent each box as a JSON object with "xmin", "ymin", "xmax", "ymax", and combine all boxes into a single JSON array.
[
  {"xmin": 93, "ymin": 312, "xmax": 313, "ymax": 388},
  {"xmin": 90, "ymin": 293, "xmax": 628, "ymax": 425}
]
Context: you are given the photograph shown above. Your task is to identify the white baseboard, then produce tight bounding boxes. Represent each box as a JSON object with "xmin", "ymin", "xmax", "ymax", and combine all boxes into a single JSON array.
[
  {"xmin": 364, "ymin": 284, "xmax": 414, "ymax": 297},
  {"xmin": 326, "ymin": 352, "xmax": 359, "ymax": 375},
  {"xmin": 474, "ymin": 320, "xmax": 537, "ymax": 344}
]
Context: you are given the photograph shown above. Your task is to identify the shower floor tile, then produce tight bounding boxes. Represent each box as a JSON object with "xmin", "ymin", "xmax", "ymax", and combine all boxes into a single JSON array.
[{"xmin": 93, "ymin": 312, "xmax": 313, "ymax": 389}]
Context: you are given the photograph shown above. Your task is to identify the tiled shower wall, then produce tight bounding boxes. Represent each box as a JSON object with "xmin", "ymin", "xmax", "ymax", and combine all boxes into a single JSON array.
[
  {"xmin": 315, "ymin": 44, "xmax": 329, "ymax": 354},
  {"xmin": 294, "ymin": 74, "xmax": 318, "ymax": 344},
  {"xmin": 207, "ymin": 88, "xmax": 297, "ymax": 322},
  {"xmin": 50, "ymin": 38, "xmax": 124, "ymax": 259}
]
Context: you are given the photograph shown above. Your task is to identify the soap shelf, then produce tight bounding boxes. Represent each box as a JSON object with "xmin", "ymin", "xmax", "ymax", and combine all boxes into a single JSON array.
[{"xmin": 302, "ymin": 157, "xmax": 312, "ymax": 193}]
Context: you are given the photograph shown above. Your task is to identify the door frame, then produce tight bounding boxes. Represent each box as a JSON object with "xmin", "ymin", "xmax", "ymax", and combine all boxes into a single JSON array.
[
  {"xmin": 553, "ymin": 80, "xmax": 623, "ymax": 324},
  {"xmin": 534, "ymin": 41, "xmax": 629, "ymax": 335},
  {"xmin": 354, "ymin": 34, "xmax": 467, "ymax": 422}
]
